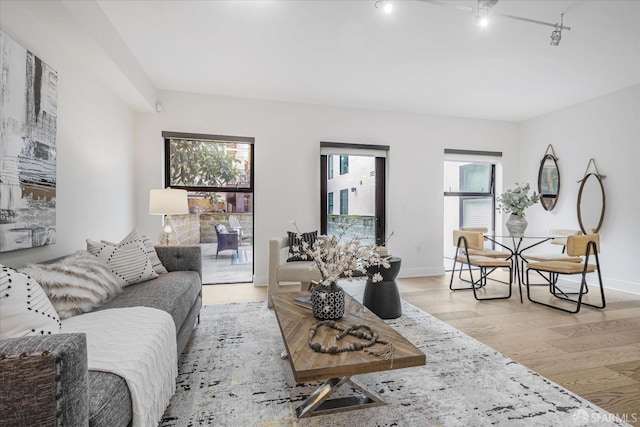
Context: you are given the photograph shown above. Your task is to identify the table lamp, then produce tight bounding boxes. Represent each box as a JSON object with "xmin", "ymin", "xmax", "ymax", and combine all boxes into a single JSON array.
[{"xmin": 149, "ymin": 188, "xmax": 189, "ymax": 245}]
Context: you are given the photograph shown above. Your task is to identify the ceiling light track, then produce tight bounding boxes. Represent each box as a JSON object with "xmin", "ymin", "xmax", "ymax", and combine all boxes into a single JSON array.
[{"xmin": 388, "ymin": 0, "xmax": 571, "ymax": 45}]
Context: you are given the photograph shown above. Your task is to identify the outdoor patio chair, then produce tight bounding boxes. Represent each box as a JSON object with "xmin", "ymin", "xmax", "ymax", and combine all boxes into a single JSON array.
[
  {"xmin": 229, "ymin": 215, "xmax": 252, "ymax": 245},
  {"xmin": 215, "ymin": 224, "xmax": 239, "ymax": 259}
]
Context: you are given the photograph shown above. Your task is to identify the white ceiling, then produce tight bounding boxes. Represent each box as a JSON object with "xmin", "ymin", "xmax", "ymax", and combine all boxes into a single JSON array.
[{"xmin": 95, "ymin": 0, "xmax": 640, "ymax": 122}]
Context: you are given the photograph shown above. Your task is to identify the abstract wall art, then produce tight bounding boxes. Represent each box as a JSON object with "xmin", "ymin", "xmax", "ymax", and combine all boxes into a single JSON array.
[{"xmin": 1, "ymin": 31, "xmax": 57, "ymax": 253}]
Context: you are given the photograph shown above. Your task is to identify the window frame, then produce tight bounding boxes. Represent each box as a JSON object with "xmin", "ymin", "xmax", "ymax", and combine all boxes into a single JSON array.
[{"xmin": 162, "ymin": 131, "xmax": 255, "ymax": 194}]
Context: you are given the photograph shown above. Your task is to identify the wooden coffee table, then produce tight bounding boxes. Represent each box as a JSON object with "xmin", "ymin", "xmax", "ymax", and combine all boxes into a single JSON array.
[{"xmin": 272, "ymin": 291, "xmax": 426, "ymax": 418}]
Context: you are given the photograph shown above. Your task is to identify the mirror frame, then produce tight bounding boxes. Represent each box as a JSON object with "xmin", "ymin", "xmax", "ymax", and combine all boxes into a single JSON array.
[
  {"xmin": 538, "ymin": 153, "xmax": 560, "ymax": 211},
  {"xmin": 577, "ymin": 172, "xmax": 606, "ymax": 234}
]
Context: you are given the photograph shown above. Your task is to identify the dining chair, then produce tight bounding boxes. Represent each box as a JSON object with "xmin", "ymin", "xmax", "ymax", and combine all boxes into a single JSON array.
[
  {"xmin": 461, "ymin": 227, "xmax": 511, "ymax": 259},
  {"xmin": 524, "ymin": 233, "xmax": 605, "ymax": 313},
  {"xmin": 521, "ymin": 229, "xmax": 583, "ymax": 289},
  {"xmin": 449, "ymin": 230, "xmax": 513, "ymax": 301}
]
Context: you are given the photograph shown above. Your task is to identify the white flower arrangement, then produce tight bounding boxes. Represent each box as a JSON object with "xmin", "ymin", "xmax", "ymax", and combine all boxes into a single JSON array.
[
  {"xmin": 291, "ymin": 222, "xmax": 390, "ymax": 287},
  {"xmin": 496, "ymin": 182, "xmax": 540, "ymax": 217}
]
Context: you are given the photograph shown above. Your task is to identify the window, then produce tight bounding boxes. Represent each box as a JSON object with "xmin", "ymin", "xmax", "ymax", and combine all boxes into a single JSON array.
[
  {"xmin": 328, "ymin": 155, "xmax": 334, "ymax": 179},
  {"xmin": 328, "ymin": 192, "xmax": 334, "ymax": 214},
  {"xmin": 443, "ymin": 149, "xmax": 502, "ymax": 270},
  {"xmin": 339, "ymin": 155, "xmax": 349, "ymax": 175},
  {"xmin": 321, "ymin": 141, "xmax": 389, "ymax": 245},
  {"xmin": 163, "ymin": 131, "xmax": 255, "ymax": 284},
  {"xmin": 340, "ymin": 189, "xmax": 348, "ymax": 215}
]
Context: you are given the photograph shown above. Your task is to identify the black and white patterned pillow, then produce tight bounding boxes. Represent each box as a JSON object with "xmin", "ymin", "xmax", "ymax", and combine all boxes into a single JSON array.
[
  {"xmin": 19, "ymin": 251, "xmax": 122, "ymax": 319},
  {"xmin": 287, "ymin": 230, "xmax": 318, "ymax": 262},
  {"xmin": 99, "ymin": 229, "xmax": 168, "ymax": 275},
  {"xmin": 87, "ymin": 229, "xmax": 158, "ymax": 287},
  {"xmin": 0, "ymin": 264, "xmax": 61, "ymax": 339}
]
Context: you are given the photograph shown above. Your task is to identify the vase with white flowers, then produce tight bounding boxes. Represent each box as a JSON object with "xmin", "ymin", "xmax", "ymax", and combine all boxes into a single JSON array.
[
  {"xmin": 496, "ymin": 183, "xmax": 540, "ymax": 237},
  {"xmin": 291, "ymin": 222, "xmax": 390, "ymax": 320}
]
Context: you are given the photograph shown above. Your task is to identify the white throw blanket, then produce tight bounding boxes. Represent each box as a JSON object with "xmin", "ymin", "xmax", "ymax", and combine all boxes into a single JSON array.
[{"xmin": 62, "ymin": 307, "xmax": 177, "ymax": 427}]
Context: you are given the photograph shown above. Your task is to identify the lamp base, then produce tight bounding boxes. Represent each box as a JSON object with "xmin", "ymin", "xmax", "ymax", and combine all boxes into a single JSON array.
[
  {"xmin": 157, "ymin": 216, "xmax": 180, "ymax": 245},
  {"xmin": 157, "ymin": 229, "xmax": 179, "ymax": 246}
]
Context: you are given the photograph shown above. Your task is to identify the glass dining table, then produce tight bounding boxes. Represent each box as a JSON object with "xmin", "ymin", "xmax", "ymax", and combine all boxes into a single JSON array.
[{"xmin": 482, "ymin": 234, "xmax": 554, "ymax": 303}]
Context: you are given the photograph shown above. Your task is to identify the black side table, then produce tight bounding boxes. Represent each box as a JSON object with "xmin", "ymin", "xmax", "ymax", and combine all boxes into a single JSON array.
[{"xmin": 363, "ymin": 257, "xmax": 402, "ymax": 319}]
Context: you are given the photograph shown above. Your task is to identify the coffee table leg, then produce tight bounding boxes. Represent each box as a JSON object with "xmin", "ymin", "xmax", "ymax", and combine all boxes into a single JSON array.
[{"xmin": 295, "ymin": 376, "xmax": 386, "ymax": 418}]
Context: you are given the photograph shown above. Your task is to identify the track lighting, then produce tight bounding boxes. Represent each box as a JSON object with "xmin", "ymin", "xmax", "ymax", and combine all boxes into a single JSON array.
[
  {"xmin": 474, "ymin": 0, "xmax": 497, "ymax": 29},
  {"xmin": 550, "ymin": 13, "xmax": 565, "ymax": 46},
  {"xmin": 378, "ymin": 0, "xmax": 571, "ymax": 46},
  {"xmin": 375, "ymin": 0, "xmax": 393, "ymax": 14}
]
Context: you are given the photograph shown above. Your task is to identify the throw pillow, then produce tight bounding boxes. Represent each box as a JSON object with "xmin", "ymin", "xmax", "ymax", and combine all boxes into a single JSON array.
[
  {"xmin": 113, "ymin": 230, "xmax": 168, "ymax": 275},
  {"xmin": 19, "ymin": 251, "xmax": 122, "ymax": 319},
  {"xmin": 141, "ymin": 235, "xmax": 169, "ymax": 274},
  {"xmin": 87, "ymin": 228, "xmax": 158, "ymax": 288},
  {"xmin": 287, "ymin": 230, "xmax": 318, "ymax": 262},
  {"xmin": 0, "ymin": 264, "xmax": 61, "ymax": 339}
]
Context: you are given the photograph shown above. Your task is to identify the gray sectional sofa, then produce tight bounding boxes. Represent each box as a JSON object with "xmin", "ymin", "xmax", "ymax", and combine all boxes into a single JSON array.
[{"xmin": 0, "ymin": 245, "xmax": 202, "ymax": 427}]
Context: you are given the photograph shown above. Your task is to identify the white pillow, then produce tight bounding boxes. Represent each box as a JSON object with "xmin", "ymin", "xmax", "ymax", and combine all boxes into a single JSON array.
[
  {"xmin": 87, "ymin": 229, "xmax": 158, "ymax": 287},
  {"xmin": 0, "ymin": 264, "xmax": 61, "ymax": 339},
  {"xmin": 103, "ymin": 230, "xmax": 169, "ymax": 275},
  {"xmin": 140, "ymin": 234, "xmax": 169, "ymax": 274},
  {"xmin": 19, "ymin": 251, "xmax": 122, "ymax": 319}
]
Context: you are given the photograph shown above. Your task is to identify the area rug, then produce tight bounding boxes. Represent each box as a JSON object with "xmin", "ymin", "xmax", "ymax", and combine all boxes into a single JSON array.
[{"xmin": 160, "ymin": 298, "xmax": 629, "ymax": 426}]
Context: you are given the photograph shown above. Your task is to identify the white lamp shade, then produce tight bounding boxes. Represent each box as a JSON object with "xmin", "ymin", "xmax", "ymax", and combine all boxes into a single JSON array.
[{"xmin": 149, "ymin": 189, "xmax": 189, "ymax": 215}]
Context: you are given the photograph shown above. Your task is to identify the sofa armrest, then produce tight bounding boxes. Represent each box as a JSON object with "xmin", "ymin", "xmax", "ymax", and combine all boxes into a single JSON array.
[
  {"xmin": 0, "ymin": 333, "xmax": 89, "ymax": 426},
  {"xmin": 155, "ymin": 245, "xmax": 202, "ymax": 279},
  {"xmin": 268, "ymin": 237, "xmax": 289, "ymax": 286}
]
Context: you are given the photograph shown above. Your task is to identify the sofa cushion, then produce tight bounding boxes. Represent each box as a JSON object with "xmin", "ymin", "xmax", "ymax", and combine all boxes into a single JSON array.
[
  {"xmin": 88, "ymin": 371, "xmax": 132, "ymax": 427},
  {"xmin": 19, "ymin": 251, "xmax": 122, "ymax": 319},
  {"xmin": 94, "ymin": 271, "xmax": 201, "ymax": 332},
  {"xmin": 277, "ymin": 260, "xmax": 322, "ymax": 283},
  {"xmin": 0, "ymin": 265, "xmax": 62, "ymax": 339}
]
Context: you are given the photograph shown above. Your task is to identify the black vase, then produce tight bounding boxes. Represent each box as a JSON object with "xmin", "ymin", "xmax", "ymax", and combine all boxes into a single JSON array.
[{"xmin": 311, "ymin": 282, "xmax": 345, "ymax": 320}]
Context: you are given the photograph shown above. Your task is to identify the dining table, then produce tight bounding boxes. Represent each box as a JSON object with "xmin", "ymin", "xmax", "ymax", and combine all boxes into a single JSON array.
[{"xmin": 482, "ymin": 234, "xmax": 554, "ymax": 303}]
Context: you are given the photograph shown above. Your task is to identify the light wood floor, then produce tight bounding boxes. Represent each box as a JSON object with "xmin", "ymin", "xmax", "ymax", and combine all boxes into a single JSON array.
[{"xmin": 202, "ymin": 275, "xmax": 640, "ymax": 425}]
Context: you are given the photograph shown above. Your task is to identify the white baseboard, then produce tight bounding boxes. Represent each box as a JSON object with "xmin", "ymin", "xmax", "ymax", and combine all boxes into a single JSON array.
[{"xmin": 399, "ymin": 266, "xmax": 445, "ymax": 278}]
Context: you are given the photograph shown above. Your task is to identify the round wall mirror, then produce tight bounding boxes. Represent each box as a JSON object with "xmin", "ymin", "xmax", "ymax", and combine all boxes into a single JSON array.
[
  {"xmin": 538, "ymin": 154, "xmax": 560, "ymax": 211},
  {"xmin": 577, "ymin": 173, "xmax": 605, "ymax": 234}
]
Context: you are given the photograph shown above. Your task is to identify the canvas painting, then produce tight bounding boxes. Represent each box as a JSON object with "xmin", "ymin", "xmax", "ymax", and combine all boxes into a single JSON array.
[{"xmin": 0, "ymin": 31, "xmax": 57, "ymax": 253}]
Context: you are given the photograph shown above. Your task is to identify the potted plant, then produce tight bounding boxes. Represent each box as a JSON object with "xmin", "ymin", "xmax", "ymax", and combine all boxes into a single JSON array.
[{"xmin": 496, "ymin": 183, "xmax": 540, "ymax": 237}]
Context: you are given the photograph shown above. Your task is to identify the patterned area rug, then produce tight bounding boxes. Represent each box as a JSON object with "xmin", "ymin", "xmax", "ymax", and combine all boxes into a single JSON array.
[{"xmin": 160, "ymin": 295, "xmax": 629, "ymax": 426}]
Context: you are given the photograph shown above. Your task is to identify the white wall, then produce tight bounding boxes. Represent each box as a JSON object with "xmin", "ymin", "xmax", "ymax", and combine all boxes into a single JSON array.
[
  {"xmin": 520, "ymin": 84, "xmax": 640, "ymax": 294},
  {"xmin": 1, "ymin": 3, "xmax": 136, "ymax": 268},
  {"xmin": 135, "ymin": 90, "xmax": 520, "ymax": 285}
]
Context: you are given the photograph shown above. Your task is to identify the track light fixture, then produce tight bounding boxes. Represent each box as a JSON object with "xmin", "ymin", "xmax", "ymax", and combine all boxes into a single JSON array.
[
  {"xmin": 376, "ymin": 0, "xmax": 570, "ymax": 46},
  {"xmin": 474, "ymin": 0, "xmax": 498, "ymax": 29},
  {"xmin": 550, "ymin": 13, "xmax": 565, "ymax": 46},
  {"xmin": 375, "ymin": 0, "xmax": 393, "ymax": 15}
]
